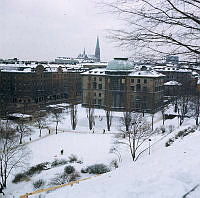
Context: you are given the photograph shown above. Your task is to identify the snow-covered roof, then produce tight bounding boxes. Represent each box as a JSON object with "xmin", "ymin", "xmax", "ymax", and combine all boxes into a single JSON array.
[
  {"xmin": 9, "ymin": 113, "xmax": 32, "ymax": 118},
  {"xmin": 82, "ymin": 68, "xmax": 165, "ymax": 78},
  {"xmin": 128, "ymin": 70, "xmax": 165, "ymax": 78},
  {"xmin": 82, "ymin": 68, "xmax": 106, "ymax": 76},
  {"xmin": 155, "ymin": 67, "xmax": 191, "ymax": 73},
  {"xmin": 164, "ymin": 81, "xmax": 182, "ymax": 86}
]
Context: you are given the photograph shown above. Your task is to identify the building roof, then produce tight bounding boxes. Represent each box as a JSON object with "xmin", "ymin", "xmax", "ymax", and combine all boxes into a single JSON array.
[
  {"xmin": 164, "ymin": 81, "xmax": 182, "ymax": 86},
  {"xmin": 106, "ymin": 58, "xmax": 133, "ymax": 71},
  {"xmin": 82, "ymin": 67, "xmax": 165, "ymax": 78}
]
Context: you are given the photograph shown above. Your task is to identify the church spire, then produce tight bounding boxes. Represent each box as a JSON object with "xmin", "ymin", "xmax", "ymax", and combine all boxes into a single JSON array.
[{"xmin": 95, "ymin": 36, "xmax": 100, "ymax": 62}]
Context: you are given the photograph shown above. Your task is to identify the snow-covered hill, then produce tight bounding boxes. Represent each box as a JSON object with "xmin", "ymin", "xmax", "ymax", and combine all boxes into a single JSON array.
[{"xmin": 40, "ymin": 129, "xmax": 200, "ymax": 198}]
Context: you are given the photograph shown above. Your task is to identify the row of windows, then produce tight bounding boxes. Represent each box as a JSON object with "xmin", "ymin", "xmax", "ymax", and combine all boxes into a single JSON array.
[
  {"xmin": 131, "ymin": 85, "xmax": 147, "ymax": 92},
  {"xmin": 131, "ymin": 79, "xmax": 147, "ymax": 84},
  {"xmin": 94, "ymin": 92, "xmax": 102, "ymax": 97},
  {"xmin": 92, "ymin": 82, "xmax": 102, "ymax": 89},
  {"xmin": 93, "ymin": 99, "xmax": 102, "ymax": 105},
  {"xmin": 93, "ymin": 77, "xmax": 102, "ymax": 82}
]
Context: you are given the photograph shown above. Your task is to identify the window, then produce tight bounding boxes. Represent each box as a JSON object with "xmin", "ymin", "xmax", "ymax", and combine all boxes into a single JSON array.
[
  {"xmin": 144, "ymin": 79, "xmax": 147, "ymax": 84},
  {"xmin": 137, "ymin": 79, "xmax": 140, "ymax": 83},
  {"xmin": 93, "ymin": 82, "xmax": 97, "ymax": 89},
  {"xmin": 131, "ymin": 86, "xmax": 135, "ymax": 91},
  {"xmin": 94, "ymin": 92, "xmax": 96, "ymax": 96},
  {"xmin": 99, "ymin": 93, "xmax": 101, "ymax": 97},
  {"xmin": 143, "ymin": 86, "xmax": 147, "ymax": 91},
  {"xmin": 136, "ymin": 84, "xmax": 141, "ymax": 91},
  {"xmin": 98, "ymin": 99, "xmax": 102, "ymax": 105},
  {"xmin": 99, "ymin": 77, "xmax": 102, "ymax": 81},
  {"xmin": 98, "ymin": 84, "xmax": 102, "ymax": 89},
  {"xmin": 93, "ymin": 77, "xmax": 96, "ymax": 81},
  {"xmin": 93, "ymin": 99, "xmax": 96, "ymax": 104},
  {"xmin": 131, "ymin": 79, "xmax": 134, "ymax": 83}
]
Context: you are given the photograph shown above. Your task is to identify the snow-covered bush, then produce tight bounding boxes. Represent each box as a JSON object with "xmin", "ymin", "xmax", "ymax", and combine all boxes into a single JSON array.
[
  {"xmin": 81, "ymin": 167, "xmax": 88, "ymax": 173},
  {"xmin": 68, "ymin": 154, "xmax": 78, "ymax": 163},
  {"xmin": 64, "ymin": 165, "xmax": 75, "ymax": 174},
  {"xmin": 33, "ymin": 179, "xmax": 45, "ymax": 189},
  {"xmin": 51, "ymin": 159, "xmax": 68, "ymax": 167},
  {"xmin": 27, "ymin": 162, "xmax": 50, "ymax": 176},
  {"xmin": 68, "ymin": 171, "xmax": 80, "ymax": 182},
  {"xmin": 165, "ymin": 138, "xmax": 174, "ymax": 147},
  {"xmin": 49, "ymin": 173, "xmax": 68, "ymax": 185},
  {"xmin": 83, "ymin": 164, "xmax": 110, "ymax": 174},
  {"xmin": 110, "ymin": 159, "xmax": 118, "ymax": 169},
  {"xmin": 12, "ymin": 173, "xmax": 30, "ymax": 183},
  {"xmin": 165, "ymin": 127, "xmax": 196, "ymax": 147}
]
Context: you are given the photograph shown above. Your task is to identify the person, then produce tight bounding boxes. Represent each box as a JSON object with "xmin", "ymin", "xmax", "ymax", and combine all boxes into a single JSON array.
[
  {"xmin": 29, "ymin": 137, "xmax": 31, "ymax": 142},
  {"xmin": 48, "ymin": 129, "xmax": 51, "ymax": 134},
  {"xmin": 0, "ymin": 184, "xmax": 4, "ymax": 196},
  {"xmin": 103, "ymin": 129, "xmax": 105, "ymax": 134},
  {"xmin": 61, "ymin": 149, "xmax": 64, "ymax": 155}
]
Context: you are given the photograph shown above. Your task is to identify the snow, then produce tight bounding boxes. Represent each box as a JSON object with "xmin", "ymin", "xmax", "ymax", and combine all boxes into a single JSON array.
[
  {"xmin": 164, "ymin": 81, "xmax": 182, "ymax": 86},
  {"xmin": 40, "ymin": 128, "xmax": 200, "ymax": 198},
  {"xmin": 3, "ymin": 104, "xmax": 200, "ymax": 197}
]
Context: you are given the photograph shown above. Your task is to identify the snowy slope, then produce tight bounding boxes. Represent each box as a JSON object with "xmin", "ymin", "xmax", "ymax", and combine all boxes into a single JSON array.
[{"xmin": 42, "ymin": 130, "xmax": 200, "ymax": 198}]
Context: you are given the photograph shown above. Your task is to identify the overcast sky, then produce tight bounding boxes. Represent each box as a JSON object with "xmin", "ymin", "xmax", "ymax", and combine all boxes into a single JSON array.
[{"xmin": 0, "ymin": 0, "xmax": 129, "ymax": 61}]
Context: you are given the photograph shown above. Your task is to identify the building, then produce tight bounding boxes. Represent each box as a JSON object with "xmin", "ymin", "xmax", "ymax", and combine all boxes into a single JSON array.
[
  {"xmin": 76, "ymin": 37, "xmax": 101, "ymax": 63},
  {"xmin": 82, "ymin": 58, "xmax": 165, "ymax": 113},
  {"xmin": 0, "ymin": 64, "xmax": 86, "ymax": 114},
  {"xmin": 55, "ymin": 57, "xmax": 78, "ymax": 65},
  {"xmin": 155, "ymin": 67, "xmax": 198, "ymax": 95}
]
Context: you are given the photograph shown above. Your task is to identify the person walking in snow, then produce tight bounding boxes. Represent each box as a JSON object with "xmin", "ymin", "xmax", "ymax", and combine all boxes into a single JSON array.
[{"xmin": 61, "ymin": 149, "xmax": 64, "ymax": 155}]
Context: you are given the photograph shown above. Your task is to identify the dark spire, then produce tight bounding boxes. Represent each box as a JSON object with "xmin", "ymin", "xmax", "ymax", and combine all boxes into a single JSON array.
[{"xmin": 95, "ymin": 36, "xmax": 100, "ymax": 62}]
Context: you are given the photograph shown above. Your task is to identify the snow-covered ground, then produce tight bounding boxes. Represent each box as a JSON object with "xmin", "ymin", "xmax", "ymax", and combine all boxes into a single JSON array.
[
  {"xmin": 2, "ymin": 104, "xmax": 200, "ymax": 197},
  {"xmin": 42, "ymin": 128, "xmax": 200, "ymax": 198}
]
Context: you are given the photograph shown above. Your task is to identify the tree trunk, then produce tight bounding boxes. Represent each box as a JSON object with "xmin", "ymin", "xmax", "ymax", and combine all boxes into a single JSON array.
[
  {"xmin": 19, "ymin": 134, "xmax": 22, "ymax": 144},
  {"xmin": 56, "ymin": 122, "xmax": 58, "ymax": 134},
  {"xmin": 39, "ymin": 128, "xmax": 42, "ymax": 137}
]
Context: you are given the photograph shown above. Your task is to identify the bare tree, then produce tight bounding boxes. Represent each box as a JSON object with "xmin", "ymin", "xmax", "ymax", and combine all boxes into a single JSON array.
[
  {"xmin": 176, "ymin": 94, "xmax": 191, "ymax": 125},
  {"xmin": 104, "ymin": 90, "xmax": 113, "ymax": 131},
  {"xmin": 68, "ymin": 84, "xmax": 78, "ymax": 130},
  {"xmin": 0, "ymin": 122, "xmax": 29, "ymax": 188},
  {"xmin": 120, "ymin": 113, "xmax": 152, "ymax": 162},
  {"xmin": 85, "ymin": 78, "xmax": 95, "ymax": 131},
  {"xmin": 51, "ymin": 108, "xmax": 63, "ymax": 134},
  {"xmin": 101, "ymin": 0, "xmax": 200, "ymax": 59},
  {"xmin": 15, "ymin": 119, "xmax": 32, "ymax": 144},
  {"xmin": 33, "ymin": 111, "xmax": 47, "ymax": 137}
]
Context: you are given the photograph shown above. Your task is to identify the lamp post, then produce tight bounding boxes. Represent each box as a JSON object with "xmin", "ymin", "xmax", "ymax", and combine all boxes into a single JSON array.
[{"xmin": 148, "ymin": 138, "xmax": 152, "ymax": 155}]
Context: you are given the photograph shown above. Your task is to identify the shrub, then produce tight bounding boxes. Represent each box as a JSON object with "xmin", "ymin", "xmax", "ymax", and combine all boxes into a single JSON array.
[
  {"xmin": 12, "ymin": 173, "xmax": 29, "ymax": 183},
  {"xmin": 33, "ymin": 179, "xmax": 45, "ymax": 189},
  {"xmin": 81, "ymin": 167, "xmax": 88, "ymax": 174},
  {"xmin": 49, "ymin": 173, "xmax": 68, "ymax": 186},
  {"xmin": 165, "ymin": 138, "xmax": 174, "ymax": 147},
  {"xmin": 110, "ymin": 159, "xmax": 118, "ymax": 169},
  {"xmin": 27, "ymin": 162, "xmax": 50, "ymax": 176},
  {"xmin": 64, "ymin": 165, "xmax": 75, "ymax": 174},
  {"xmin": 68, "ymin": 154, "xmax": 78, "ymax": 163},
  {"xmin": 51, "ymin": 159, "xmax": 68, "ymax": 168},
  {"xmin": 85, "ymin": 164, "xmax": 110, "ymax": 174},
  {"xmin": 68, "ymin": 171, "xmax": 80, "ymax": 182}
]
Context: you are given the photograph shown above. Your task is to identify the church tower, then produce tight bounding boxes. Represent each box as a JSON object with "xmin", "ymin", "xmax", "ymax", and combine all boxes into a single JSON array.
[{"xmin": 95, "ymin": 36, "xmax": 100, "ymax": 62}]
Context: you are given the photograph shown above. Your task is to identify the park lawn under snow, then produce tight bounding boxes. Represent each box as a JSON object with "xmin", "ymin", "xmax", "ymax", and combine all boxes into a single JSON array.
[
  {"xmin": 35, "ymin": 126, "xmax": 200, "ymax": 198},
  {"xmin": 3, "ymin": 104, "xmax": 199, "ymax": 197}
]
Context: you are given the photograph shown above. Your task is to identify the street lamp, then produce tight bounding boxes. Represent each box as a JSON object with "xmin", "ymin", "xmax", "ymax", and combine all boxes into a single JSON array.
[{"xmin": 148, "ymin": 139, "xmax": 152, "ymax": 155}]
